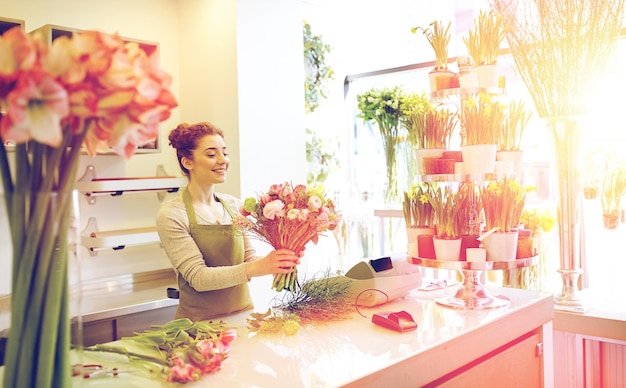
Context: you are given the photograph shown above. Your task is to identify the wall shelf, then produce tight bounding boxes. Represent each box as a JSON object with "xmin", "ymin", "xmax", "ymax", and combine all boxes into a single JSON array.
[
  {"xmin": 81, "ymin": 217, "xmax": 160, "ymax": 256},
  {"xmin": 76, "ymin": 165, "xmax": 186, "ymax": 204}
]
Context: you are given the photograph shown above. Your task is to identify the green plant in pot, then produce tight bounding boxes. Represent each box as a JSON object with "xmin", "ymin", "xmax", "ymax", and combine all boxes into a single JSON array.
[
  {"xmin": 426, "ymin": 185, "xmax": 462, "ymax": 260},
  {"xmin": 499, "ymin": 99, "xmax": 532, "ymax": 151},
  {"xmin": 403, "ymin": 183, "xmax": 437, "ymax": 258},
  {"xmin": 403, "ymin": 183, "xmax": 437, "ymax": 229},
  {"xmin": 600, "ymin": 161, "xmax": 626, "ymax": 230},
  {"xmin": 357, "ymin": 86, "xmax": 405, "ymax": 203},
  {"xmin": 480, "ymin": 178, "xmax": 526, "ymax": 233},
  {"xmin": 411, "ymin": 20, "xmax": 453, "ymax": 91},
  {"xmin": 463, "ymin": 9, "xmax": 506, "ymax": 88},
  {"xmin": 461, "ymin": 93, "xmax": 505, "ymax": 174},
  {"xmin": 400, "ymin": 92, "xmax": 434, "ymax": 150},
  {"xmin": 497, "ymin": 98, "xmax": 533, "ymax": 175},
  {"xmin": 402, "ymin": 94, "xmax": 459, "ymax": 174},
  {"xmin": 480, "ymin": 179, "xmax": 527, "ymax": 261}
]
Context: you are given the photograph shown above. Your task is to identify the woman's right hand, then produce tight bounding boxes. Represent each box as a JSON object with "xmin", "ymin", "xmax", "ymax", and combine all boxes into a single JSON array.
[{"xmin": 244, "ymin": 249, "xmax": 299, "ymax": 279}]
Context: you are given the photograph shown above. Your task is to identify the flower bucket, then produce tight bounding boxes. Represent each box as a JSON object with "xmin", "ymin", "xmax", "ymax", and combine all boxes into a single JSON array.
[
  {"xmin": 407, "ymin": 227, "xmax": 435, "ymax": 258},
  {"xmin": 461, "ymin": 144, "xmax": 497, "ymax": 174},
  {"xmin": 433, "ymin": 237, "xmax": 462, "ymax": 261},
  {"xmin": 483, "ymin": 230, "xmax": 519, "ymax": 261},
  {"xmin": 417, "ymin": 234, "xmax": 436, "ymax": 259}
]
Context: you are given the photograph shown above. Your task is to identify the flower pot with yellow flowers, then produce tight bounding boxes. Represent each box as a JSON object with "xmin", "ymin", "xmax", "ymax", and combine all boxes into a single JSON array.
[
  {"xmin": 412, "ymin": 20, "xmax": 453, "ymax": 92},
  {"xmin": 403, "ymin": 183, "xmax": 437, "ymax": 257},
  {"xmin": 460, "ymin": 93, "xmax": 505, "ymax": 174},
  {"xmin": 480, "ymin": 179, "xmax": 527, "ymax": 261},
  {"xmin": 463, "ymin": 9, "xmax": 506, "ymax": 89},
  {"xmin": 401, "ymin": 94, "xmax": 458, "ymax": 174},
  {"xmin": 496, "ymin": 98, "xmax": 533, "ymax": 176},
  {"xmin": 426, "ymin": 186, "xmax": 462, "ymax": 261},
  {"xmin": 600, "ymin": 162, "xmax": 626, "ymax": 230}
]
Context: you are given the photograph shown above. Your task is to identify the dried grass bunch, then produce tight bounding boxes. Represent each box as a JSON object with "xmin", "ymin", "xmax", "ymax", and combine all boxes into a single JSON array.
[{"xmin": 491, "ymin": 0, "xmax": 625, "ymax": 117}]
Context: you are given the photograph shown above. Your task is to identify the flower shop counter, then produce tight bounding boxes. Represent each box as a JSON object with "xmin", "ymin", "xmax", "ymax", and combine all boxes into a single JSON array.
[{"xmin": 73, "ymin": 282, "xmax": 554, "ymax": 387}]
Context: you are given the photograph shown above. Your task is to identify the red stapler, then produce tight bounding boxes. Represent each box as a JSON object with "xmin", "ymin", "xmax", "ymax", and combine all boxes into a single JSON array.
[{"xmin": 371, "ymin": 310, "xmax": 417, "ymax": 332}]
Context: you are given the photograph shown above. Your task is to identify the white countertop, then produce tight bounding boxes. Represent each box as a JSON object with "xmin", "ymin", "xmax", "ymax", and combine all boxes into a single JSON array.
[{"xmin": 71, "ymin": 282, "xmax": 554, "ymax": 387}]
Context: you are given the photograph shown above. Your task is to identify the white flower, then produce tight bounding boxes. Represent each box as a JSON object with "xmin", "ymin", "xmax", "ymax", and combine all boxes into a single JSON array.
[
  {"xmin": 263, "ymin": 200, "xmax": 285, "ymax": 219},
  {"xmin": 308, "ymin": 195, "xmax": 322, "ymax": 211},
  {"xmin": 287, "ymin": 208, "xmax": 299, "ymax": 220}
]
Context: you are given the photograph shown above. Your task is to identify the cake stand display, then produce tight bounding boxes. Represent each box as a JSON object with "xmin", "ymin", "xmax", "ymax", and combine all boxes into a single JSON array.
[{"xmin": 411, "ymin": 256, "xmax": 538, "ymax": 310}]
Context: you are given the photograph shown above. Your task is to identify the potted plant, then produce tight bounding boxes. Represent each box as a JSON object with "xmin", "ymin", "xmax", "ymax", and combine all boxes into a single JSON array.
[
  {"xmin": 426, "ymin": 186, "xmax": 462, "ymax": 260},
  {"xmin": 480, "ymin": 179, "xmax": 527, "ymax": 261},
  {"xmin": 403, "ymin": 183, "xmax": 437, "ymax": 257},
  {"xmin": 460, "ymin": 93, "xmax": 505, "ymax": 174},
  {"xmin": 600, "ymin": 162, "xmax": 626, "ymax": 229},
  {"xmin": 401, "ymin": 94, "xmax": 459, "ymax": 174},
  {"xmin": 357, "ymin": 86, "xmax": 405, "ymax": 203},
  {"xmin": 411, "ymin": 20, "xmax": 453, "ymax": 92},
  {"xmin": 496, "ymin": 98, "xmax": 533, "ymax": 175},
  {"xmin": 463, "ymin": 9, "xmax": 506, "ymax": 88}
]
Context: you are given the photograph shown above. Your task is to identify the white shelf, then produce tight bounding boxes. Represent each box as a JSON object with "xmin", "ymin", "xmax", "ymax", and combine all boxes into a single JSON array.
[
  {"xmin": 75, "ymin": 177, "xmax": 186, "ymax": 196},
  {"xmin": 76, "ymin": 165, "xmax": 186, "ymax": 204},
  {"xmin": 82, "ymin": 226, "xmax": 159, "ymax": 254},
  {"xmin": 81, "ymin": 217, "xmax": 161, "ymax": 255}
]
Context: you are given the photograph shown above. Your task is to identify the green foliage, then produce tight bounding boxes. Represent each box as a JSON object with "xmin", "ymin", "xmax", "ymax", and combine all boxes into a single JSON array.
[
  {"xmin": 306, "ymin": 128, "xmax": 340, "ymax": 187},
  {"xmin": 411, "ymin": 20, "xmax": 452, "ymax": 69},
  {"xmin": 462, "ymin": 93, "xmax": 505, "ymax": 145},
  {"xmin": 403, "ymin": 183, "xmax": 436, "ymax": 228},
  {"xmin": 304, "ymin": 20, "xmax": 334, "ymax": 114}
]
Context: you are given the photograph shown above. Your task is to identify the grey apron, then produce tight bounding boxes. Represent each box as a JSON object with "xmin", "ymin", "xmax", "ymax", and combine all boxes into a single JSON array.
[{"xmin": 175, "ymin": 188, "xmax": 253, "ymax": 321}]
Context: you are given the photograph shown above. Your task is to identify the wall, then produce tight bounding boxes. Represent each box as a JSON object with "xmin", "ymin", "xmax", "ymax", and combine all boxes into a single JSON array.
[
  {"xmin": 177, "ymin": 0, "xmax": 306, "ymax": 198},
  {"xmin": 0, "ymin": 0, "xmax": 307, "ymax": 294}
]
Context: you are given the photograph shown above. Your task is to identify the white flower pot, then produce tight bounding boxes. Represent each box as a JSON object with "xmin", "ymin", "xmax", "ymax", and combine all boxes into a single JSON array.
[
  {"xmin": 483, "ymin": 230, "xmax": 519, "ymax": 261},
  {"xmin": 460, "ymin": 144, "xmax": 497, "ymax": 174},
  {"xmin": 433, "ymin": 236, "xmax": 462, "ymax": 261},
  {"xmin": 474, "ymin": 64, "xmax": 501, "ymax": 89}
]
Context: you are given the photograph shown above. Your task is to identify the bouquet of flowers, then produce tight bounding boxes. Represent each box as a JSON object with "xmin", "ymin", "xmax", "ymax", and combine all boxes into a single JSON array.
[
  {"xmin": 86, "ymin": 318, "xmax": 236, "ymax": 384},
  {"xmin": 0, "ymin": 27, "xmax": 177, "ymax": 387},
  {"xmin": 236, "ymin": 182, "xmax": 341, "ymax": 291}
]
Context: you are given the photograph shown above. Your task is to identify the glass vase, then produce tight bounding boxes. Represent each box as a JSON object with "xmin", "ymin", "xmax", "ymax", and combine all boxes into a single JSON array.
[
  {"xmin": 3, "ymin": 189, "xmax": 82, "ymax": 387},
  {"xmin": 546, "ymin": 116, "xmax": 585, "ymax": 307}
]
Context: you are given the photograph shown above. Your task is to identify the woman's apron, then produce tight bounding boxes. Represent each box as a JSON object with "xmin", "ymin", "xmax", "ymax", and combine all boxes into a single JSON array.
[{"xmin": 175, "ymin": 188, "xmax": 253, "ymax": 321}]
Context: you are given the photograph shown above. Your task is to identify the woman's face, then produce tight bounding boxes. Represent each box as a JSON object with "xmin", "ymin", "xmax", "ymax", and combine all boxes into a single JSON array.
[{"xmin": 184, "ymin": 134, "xmax": 229, "ymax": 185}]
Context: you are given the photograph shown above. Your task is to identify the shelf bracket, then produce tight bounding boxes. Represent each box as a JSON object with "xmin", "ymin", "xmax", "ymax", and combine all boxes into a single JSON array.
[{"xmin": 82, "ymin": 216, "xmax": 99, "ymax": 256}]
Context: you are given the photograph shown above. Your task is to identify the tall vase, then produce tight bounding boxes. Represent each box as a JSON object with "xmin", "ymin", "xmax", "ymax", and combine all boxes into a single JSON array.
[
  {"xmin": 546, "ymin": 117, "xmax": 585, "ymax": 307},
  {"xmin": 3, "ymin": 189, "xmax": 82, "ymax": 387}
]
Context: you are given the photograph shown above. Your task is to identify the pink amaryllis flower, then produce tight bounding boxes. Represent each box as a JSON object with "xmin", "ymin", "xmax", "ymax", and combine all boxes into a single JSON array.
[{"xmin": 1, "ymin": 70, "xmax": 69, "ymax": 146}]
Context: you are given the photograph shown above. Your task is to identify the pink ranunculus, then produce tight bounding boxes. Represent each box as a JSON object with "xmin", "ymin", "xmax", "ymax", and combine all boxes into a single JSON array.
[
  {"xmin": 259, "ymin": 194, "xmax": 273, "ymax": 206},
  {"xmin": 268, "ymin": 183, "xmax": 284, "ymax": 195},
  {"xmin": 308, "ymin": 195, "xmax": 323, "ymax": 211},
  {"xmin": 2, "ymin": 70, "xmax": 69, "ymax": 146},
  {"xmin": 263, "ymin": 199, "xmax": 285, "ymax": 220}
]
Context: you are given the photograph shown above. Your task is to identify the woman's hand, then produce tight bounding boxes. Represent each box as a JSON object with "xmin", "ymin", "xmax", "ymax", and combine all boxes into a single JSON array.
[{"xmin": 244, "ymin": 249, "xmax": 300, "ymax": 279}]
